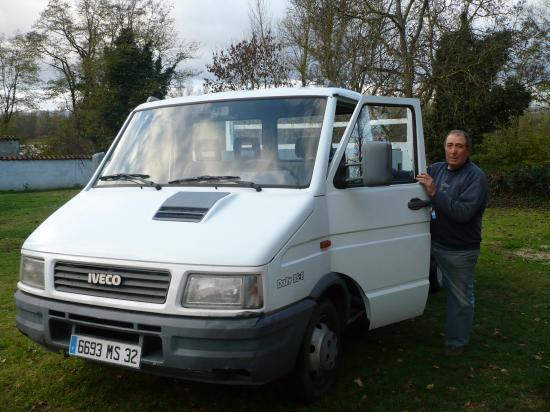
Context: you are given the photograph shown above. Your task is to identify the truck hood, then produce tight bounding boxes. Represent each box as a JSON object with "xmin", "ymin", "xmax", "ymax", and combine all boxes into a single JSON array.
[{"xmin": 23, "ymin": 188, "xmax": 314, "ymax": 266}]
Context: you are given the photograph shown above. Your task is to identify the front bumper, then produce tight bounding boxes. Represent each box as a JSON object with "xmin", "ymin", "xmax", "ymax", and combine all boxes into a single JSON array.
[{"xmin": 15, "ymin": 290, "xmax": 315, "ymax": 385}]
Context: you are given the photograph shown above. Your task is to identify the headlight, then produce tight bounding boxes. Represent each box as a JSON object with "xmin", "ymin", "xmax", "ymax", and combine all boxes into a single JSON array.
[
  {"xmin": 183, "ymin": 274, "xmax": 263, "ymax": 309},
  {"xmin": 20, "ymin": 256, "xmax": 45, "ymax": 289}
]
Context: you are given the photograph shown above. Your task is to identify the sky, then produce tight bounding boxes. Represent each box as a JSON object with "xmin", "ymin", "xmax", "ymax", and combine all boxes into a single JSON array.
[
  {"xmin": 0, "ymin": 0, "xmax": 289, "ymax": 106},
  {"xmin": 173, "ymin": 0, "xmax": 288, "ymax": 75}
]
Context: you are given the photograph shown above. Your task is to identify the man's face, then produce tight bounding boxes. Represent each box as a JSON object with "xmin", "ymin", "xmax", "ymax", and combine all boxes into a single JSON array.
[{"xmin": 445, "ymin": 133, "xmax": 470, "ymax": 170}]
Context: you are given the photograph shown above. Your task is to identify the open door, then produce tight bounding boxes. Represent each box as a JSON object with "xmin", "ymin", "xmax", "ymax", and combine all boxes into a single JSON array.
[{"xmin": 325, "ymin": 95, "xmax": 431, "ymax": 329}]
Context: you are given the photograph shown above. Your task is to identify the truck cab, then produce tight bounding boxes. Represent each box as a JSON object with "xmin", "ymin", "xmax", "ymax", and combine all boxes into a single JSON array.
[{"xmin": 15, "ymin": 88, "xmax": 431, "ymax": 401}]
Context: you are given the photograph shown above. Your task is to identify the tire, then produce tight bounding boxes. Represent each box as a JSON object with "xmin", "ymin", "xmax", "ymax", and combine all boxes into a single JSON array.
[
  {"xmin": 429, "ymin": 254, "xmax": 443, "ymax": 293},
  {"xmin": 290, "ymin": 298, "xmax": 341, "ymax": 403}
]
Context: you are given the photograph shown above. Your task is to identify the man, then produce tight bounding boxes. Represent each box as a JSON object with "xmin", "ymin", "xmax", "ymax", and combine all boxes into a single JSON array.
[{"xmin": 416, "ymin": 130, "xmax": 488, "ymax": 356}]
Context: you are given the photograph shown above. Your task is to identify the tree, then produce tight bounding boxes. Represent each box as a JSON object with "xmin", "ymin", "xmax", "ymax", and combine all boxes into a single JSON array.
[
  {"xmin": 32, "ymin": 0, "xmax": 107, "ymax": 117},
  {"xmin": 282, "ymin": 0, "xmax": 376, "ymax": 90},
  {"xmin": 0, "ymin": 34, "xmax": 41, "ymax": 131},
  {"xmin": 282, "ymin": 0, "xmax": 529, "ymax": 102},
  {"xmin": 283, "ymin": 0, "xmax": 434, "ymax": 94},
  {"xmin": 205, "ymin": 0, "xmax": 290, "ymax": 92},
  {"xmin": 424, "ymin": 14, "xmax": 531, "ymax": 161},
  {"xmin": 92, "ymin": 28, "xmax": 176, "ymax": 148},
  {"xmin": 506, "ymin": 1, "xmax": 550, "ymax": 104},
  {"xmin": 204, "ymin": 32, "xmax": 290, "ymax": 92},
  {"xmin": 31, "ymin": 0, "xmax": 195, "ymax": 141},
  {"xmin": 280, "ymin": 0, "xmax": 316, "ymax": 87}
]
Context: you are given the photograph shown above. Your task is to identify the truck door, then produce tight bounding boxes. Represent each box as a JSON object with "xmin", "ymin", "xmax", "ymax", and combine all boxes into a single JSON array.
[{"xmin": 325, "ymin": 96, "xmax": 431, "ymax": 329}]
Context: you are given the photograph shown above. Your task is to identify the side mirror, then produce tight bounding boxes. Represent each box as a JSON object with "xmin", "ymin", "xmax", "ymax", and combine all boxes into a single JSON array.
[
  {"xmin": 92, "ymin": 152, "xmax": 105, "ymax": 171},
  {"xmin": 361, "ymin": 141, "xmax": 392, "ymax": 186}
]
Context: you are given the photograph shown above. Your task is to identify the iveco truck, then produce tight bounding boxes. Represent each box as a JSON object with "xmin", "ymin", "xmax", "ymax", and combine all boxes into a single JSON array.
[{"xmin": 15, "ymin": 88, "xmax": 432, "ymax": 401}]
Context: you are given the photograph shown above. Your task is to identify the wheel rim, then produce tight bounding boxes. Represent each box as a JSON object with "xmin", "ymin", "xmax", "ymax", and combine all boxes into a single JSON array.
[{"xmin": 308, "ymin": 321, "xmax": 338, "ymax": 377}]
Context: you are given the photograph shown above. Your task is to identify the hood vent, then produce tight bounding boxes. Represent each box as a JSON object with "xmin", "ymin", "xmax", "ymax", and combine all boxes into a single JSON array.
[
  {"xmin": 154, "ymin": 192, "xmax": 229, "ymax": 222},
  {"xmin": 155, "ymin": 206, "xmax": 209, "ymax": 222}
]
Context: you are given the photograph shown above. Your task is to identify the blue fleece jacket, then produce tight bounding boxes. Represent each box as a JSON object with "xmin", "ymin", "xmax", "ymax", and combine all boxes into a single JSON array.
[{"xmin": 428, "ymin": 160, "xmax": 488, "ymax": 249}]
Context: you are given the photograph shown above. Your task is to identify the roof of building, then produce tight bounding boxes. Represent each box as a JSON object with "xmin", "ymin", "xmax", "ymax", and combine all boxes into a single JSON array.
[{"xmin": 0, "ymin": 154, "xmax": 93, "ymax": 161}]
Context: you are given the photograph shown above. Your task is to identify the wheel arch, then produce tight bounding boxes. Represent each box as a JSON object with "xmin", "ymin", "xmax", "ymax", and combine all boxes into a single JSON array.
[{"xmin": 308, "ymin": 272, "xmax": 367, "ymax": 327}]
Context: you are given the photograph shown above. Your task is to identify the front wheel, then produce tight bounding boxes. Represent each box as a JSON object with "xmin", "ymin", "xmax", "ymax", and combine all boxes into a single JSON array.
[{"xmin": 290, "ymin": 298, "xmax": 341, "ymax": 402}]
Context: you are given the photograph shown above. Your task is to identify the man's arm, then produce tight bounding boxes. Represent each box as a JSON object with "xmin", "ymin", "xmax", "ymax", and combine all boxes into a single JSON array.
[{"xmin": 417, "ymin": 171, "xmax": 487, "ymax": 223}]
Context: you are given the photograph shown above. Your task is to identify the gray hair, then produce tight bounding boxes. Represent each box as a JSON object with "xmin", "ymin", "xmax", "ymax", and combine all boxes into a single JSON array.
[{"xmin": 445, "ymin": 129, "xmax": 472, "ymax": 149}]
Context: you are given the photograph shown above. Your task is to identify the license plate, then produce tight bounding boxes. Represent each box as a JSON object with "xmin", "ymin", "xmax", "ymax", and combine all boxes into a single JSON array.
[{"xmin": 69, "ymin": 334, "xmax": 141, "ymax": 369}]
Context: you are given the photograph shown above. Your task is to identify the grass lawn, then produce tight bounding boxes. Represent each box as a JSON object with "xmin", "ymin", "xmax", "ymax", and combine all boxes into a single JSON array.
[{"xmin": 0, "ymin": 190, "xmax": 548, "ymax": 411}]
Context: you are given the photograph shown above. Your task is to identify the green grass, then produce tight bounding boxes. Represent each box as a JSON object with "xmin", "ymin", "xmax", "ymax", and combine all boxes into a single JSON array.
[{"xmin": 1, "ymin": 190, "xmax": 548, "ymax": 411}]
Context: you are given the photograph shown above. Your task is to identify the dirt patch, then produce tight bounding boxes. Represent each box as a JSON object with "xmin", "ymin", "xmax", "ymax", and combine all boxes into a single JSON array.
[
  {"xmin": 513, "ymin": 249, "xmax": 550, "ymax": 264},
  {"xmin": 486, "ymin": 242, "xmax": 550, "ymax": 264}
]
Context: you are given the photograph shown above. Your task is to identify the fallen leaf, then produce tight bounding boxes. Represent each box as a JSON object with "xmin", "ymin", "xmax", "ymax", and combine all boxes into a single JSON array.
[
  {"xmin": 533, "ymin": 355, "xmax": 542, "ymax": 360},
  {"xmin": 488, "ymin": 364, "xmax": 500, "ymax": 370},
  {"xmin": 354, "ymin": 377, "xmax": 364, "ymax": 387},
  {"xmin": 361, "ymin": 395, "xmax": 368, "ymax": 401},
  {"xmin": 402, "ymin": 381, "xmax": 414, "ymax": 390},
  {"xmin": 500, "ymin": 369, "xmax": 508, "ymax": 373},
  {"xmin": 397, "ymin": 359, "xmax": 404, "ymax": 363},
  {"xmin": 426, "ymin": 383, "xmax": 435, "ymax": 390}
]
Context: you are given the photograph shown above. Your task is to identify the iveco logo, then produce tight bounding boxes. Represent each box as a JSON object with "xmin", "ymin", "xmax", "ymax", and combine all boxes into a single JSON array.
[{"xmin": 88, "ymin": 273, "xmax": 122, "ymax": 286}]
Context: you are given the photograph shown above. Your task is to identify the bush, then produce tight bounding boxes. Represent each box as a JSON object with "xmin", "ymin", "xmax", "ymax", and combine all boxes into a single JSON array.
[
  {"xmin": 487, "ymin": 165, "xmax": 550, "ymax": 199},
  {"xmin": 474, "ymin": 109, "xmax": 549, "ymax": 202}
]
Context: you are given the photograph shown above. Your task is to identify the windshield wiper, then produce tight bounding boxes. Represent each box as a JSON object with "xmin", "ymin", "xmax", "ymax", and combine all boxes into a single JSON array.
[
  {"xmin": 99, "ymin": 173, "xmax": 162, "ymax": 190},
  {"xmin": 168, "ymin": 175, "xmax": 262, "ymax": 192}
]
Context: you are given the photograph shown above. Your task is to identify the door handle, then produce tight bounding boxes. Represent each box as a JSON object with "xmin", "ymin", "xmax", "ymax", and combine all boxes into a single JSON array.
[{"xmin": 408, "ymin": 197, "xmax": 431, "ymax": 210}]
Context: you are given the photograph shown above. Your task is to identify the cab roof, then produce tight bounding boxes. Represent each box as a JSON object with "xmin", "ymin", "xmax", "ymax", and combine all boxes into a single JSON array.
[{"xmin": 135, "ymin": 87, "xmax": 363, "ymax": 111}]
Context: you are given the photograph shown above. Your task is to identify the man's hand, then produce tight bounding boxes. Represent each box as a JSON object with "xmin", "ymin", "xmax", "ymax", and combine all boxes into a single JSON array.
[{"xmin": 416, "ymin": 172, "xmax": 436, "ymax": 197}]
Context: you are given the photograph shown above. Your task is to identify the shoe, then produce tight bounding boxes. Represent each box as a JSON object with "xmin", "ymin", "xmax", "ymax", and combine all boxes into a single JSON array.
[{"xmin": 444, "ymin": 346, "xmax": 466, "ymax": 357}]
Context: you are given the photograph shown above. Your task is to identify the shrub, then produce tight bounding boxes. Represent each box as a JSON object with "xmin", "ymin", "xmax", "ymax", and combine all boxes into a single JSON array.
[
  {"xmin": 488, "ymin": 165, "xmax": 550, "ymax": 199},
  {"xmin": 475, "ymin": 109, "xmax": 549, "ymax": 201}
]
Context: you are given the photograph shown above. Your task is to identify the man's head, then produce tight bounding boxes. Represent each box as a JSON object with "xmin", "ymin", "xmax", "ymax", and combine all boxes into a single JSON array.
[{"xmin": 444, "ymin": 129, "xmax": 471, "ymax": 170}]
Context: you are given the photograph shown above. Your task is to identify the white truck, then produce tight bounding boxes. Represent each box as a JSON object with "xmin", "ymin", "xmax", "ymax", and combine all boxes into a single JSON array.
[{"xmin": 15, "ymin": 87, "xmax": 432, "ymax": 401}]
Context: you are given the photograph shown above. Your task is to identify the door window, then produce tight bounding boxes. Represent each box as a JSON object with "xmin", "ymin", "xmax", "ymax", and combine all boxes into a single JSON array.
[{"xmin": 334, "ymin": 104, "xmax": 417, "ymax": 188}]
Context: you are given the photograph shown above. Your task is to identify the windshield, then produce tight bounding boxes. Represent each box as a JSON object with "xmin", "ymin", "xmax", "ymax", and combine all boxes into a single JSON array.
[{"xmin": 96, "ymin": 97, "xmax": 327, "ymax": 189}]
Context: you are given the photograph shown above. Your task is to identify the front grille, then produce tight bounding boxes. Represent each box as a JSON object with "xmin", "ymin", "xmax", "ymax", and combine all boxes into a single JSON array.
[
  {"xmin": 154, "ymin": 206, "xmax": 208, "ymax": 222},
  {"xmin": 54, "ymin": 262, "xmax": 170, "ymax": 303}
]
